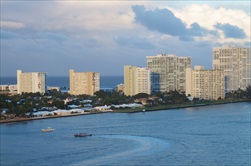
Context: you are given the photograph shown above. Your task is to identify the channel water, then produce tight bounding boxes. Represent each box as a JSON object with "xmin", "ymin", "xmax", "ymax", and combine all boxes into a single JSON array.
[{"xmin": 1, "ymin": 102, "xmax": 250, "ymax": 166}]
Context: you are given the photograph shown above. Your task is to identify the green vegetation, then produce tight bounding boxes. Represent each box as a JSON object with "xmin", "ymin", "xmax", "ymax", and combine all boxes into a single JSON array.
[{"xmin": 0, "ymin": 85, "xmax": 250, "ymax": 120}]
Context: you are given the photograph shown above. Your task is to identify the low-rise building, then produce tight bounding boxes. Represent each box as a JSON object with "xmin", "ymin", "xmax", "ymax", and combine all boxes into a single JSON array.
[
  {"xmin": 0, "ymin": 84, "xmax": 17, "ymax": 94},
  {"xmin": 47, "ymin": 86, "xmax": 60, "ymax": 91},
  {"xmin": 116, "ymin": 83, "xmax": 124, "ymax": 92}
]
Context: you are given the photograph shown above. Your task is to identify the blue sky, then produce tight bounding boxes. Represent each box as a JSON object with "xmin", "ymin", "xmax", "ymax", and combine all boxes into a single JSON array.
[{"xmin": 1, "ymin": 0, "xmax": 250, "ymax": 76}]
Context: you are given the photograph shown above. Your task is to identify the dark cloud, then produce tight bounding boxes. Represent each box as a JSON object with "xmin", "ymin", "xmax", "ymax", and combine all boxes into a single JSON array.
[
  {"xmin": 131, "ymin": 5, "xmax": 211, "ymax": 41},
  {"xmin": 188, "ymin": 23, "xmax": 209, "ymax": 37},
  {"xmin": 132, "ymin": 5, "xmax": 187, "ymax": 36},
  {"xmin": 215, "ymin": 23, "xmax": 246, "ymax": 39}
]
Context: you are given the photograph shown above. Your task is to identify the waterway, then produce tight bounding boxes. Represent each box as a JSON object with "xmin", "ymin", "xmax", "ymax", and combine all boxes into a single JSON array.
[{"xmin": 0, "ymin": 102, "xmax": 250, "ymax": 166}]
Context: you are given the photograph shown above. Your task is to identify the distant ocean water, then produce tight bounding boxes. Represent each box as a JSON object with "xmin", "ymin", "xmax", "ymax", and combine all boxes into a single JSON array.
[{"xmin": 0, "ymin": 76, "xmax": 124, "ymax": 89}]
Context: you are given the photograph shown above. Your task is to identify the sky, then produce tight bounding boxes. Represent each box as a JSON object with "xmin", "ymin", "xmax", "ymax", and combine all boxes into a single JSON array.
[{"xmin": 1, "ymin": 0, "xmax": 250, "ymax": 77}]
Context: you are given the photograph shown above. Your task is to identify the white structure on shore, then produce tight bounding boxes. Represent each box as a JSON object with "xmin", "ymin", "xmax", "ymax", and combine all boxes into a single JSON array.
[
  {"xmin": 186, "ymin": 66, "xmax": 225, "ymax": 100},
  {"xmin": 124, "ymin": 65, "xmax": 151, "ymax": 96},
  {"xmin": 69, "ymin": 69, "xmax": 100, "ymax": 96},
  {"xmin": 17, "ymin": 70, "xmax": 46, "ymax": 94},
  {"xmin": 0, "ymin": 84, "xmax": 17, "ymax": 94},
  {"xmin": 213, "ymin": 46, "xmax": 250, "ymax": 92},
  {"xmin": 47, "ymin": 86, "xmax": 60, "ymax": 91},
  {"xmin": 147, "ymin": 54, "xmax": 192, "ymax": 93}
]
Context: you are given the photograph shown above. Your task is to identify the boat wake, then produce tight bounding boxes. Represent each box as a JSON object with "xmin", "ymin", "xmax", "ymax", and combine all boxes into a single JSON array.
[{"xmin": 72, "ymin": 134, "xmax": 169, "ymax": 165}]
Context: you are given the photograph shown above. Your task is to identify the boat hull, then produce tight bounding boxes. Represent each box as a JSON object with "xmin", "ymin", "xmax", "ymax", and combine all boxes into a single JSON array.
[{"xmin": 74, "ymin": 133, "xmax": 92, "ymax": 137}]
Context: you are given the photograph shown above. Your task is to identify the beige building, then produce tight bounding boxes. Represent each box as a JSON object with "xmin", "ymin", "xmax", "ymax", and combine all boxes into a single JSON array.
[
  {"xmin": 17, "ymin": 70, "xmax": 46, "ymax": 94},
  {"xmin": 69, "ymin": 69, "xmax": 100, "ymax": 96},
  {"xmin": 213, "ymin": 46, "xmax": 250, "ymax": 92},
  {"xmin": 186, "ymin": 66, "xmax": 225, "ymax": 100},
  {"xmin": 0, "ymin": 84, "xmax": 17, "ymax": 94},
  {"xmin": 147, "ymin": 54, "xmax": 192, "ymax": 93},
  {"xmin": 115, "ymin": 83, "xmax": 124, "ymax": 92},
  {"xmin": 124, "ymin": 65, "xmax": 151, "ymax": 96},
  {"xmin": 47, "ymin": 86, "xmax": 60, "ymax": 91}
]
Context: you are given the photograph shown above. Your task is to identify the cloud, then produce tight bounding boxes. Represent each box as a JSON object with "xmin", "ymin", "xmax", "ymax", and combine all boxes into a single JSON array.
[
  {"xmin": 131, "ymin": 5, "xmax": 213, "ymax": 41},
  {"xmin": 1, "ymin": 1, "xmax": 249, "ymax": 76},
  {"xmin": 33, "ymin": 32, "xmax": 69, "ymax": 41},
  {"xmin": 132, "ymin": 5, "xmax": 187, "ymax": 36},
  {"xmin": 215, "ymin": 23, "xmax": 246, "ymax": 39},
  {"xmin": 1, "ymin": 30, "xmax": 20, "ymax": 39},
  {"xmin": 0, "ymin": 20, "xmax": 25, "ymax": 29},
  {"xmin": 114, "ymin": 35, "xmax": 155, "ymax": 49},
  {"xmin": 168, "ymin": 4, "xmax": 250, "ymax": 42}
]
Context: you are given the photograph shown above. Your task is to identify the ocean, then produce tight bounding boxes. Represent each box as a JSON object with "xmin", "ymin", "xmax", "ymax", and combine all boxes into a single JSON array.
[
  {"xmin": 0, "ymin": 76, "xmax": 124, "ymax": 89},
  {"xmin": 0, "ymin": 102, "xmax": 250, "ymax": 166}
]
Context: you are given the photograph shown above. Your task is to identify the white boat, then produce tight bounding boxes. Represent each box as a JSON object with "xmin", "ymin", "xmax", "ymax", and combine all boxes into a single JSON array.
[{"xmin": 41, "ymin": 127, "xmax": 55, "ymax": 132}]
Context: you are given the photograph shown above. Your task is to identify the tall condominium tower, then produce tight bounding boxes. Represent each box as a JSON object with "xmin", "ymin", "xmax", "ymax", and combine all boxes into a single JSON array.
[
  {"xmin": 186, "ymin": 66, "xmax": 225, "ymax": 100},
  {"xmin": 69, "ymin": 69, "xmax": 100, "ymax": 96},
  {"xmin": 213, "ymin": 46, "xmax": 250, "ymax": 92},
  {"xmin": 147, "ymin": 54, "xmax": 192, "ymax": 93},
  {"xmin": 124, "ymin": 65, "xmax": 151, "ymax": 96},
  {"xmin": 17, "ymin": 70, "xmax": 46, "ymax": 94}
]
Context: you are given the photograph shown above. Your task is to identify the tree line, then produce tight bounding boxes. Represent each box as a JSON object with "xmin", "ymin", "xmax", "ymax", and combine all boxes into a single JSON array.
[{"xmin": 0, "ymin": 85, "xmax": 250, "ymax": 119}]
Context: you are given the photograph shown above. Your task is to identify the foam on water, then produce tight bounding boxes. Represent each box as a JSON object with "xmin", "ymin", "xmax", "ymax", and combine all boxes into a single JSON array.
[{"xmin": 72, "ymin": 134, "xmax": 169, "ymax": 165}]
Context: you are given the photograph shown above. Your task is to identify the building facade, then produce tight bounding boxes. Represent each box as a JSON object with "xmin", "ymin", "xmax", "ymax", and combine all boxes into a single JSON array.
[
  {"xmin": 0, "ymin": 84, "xmax": 17, "ymax": 94},
  {"xmin": 17, "ymin": 70, "xmax": 46, "ymax": 94},
  {"xmin": 115, "ymin": 83, "xmax": 124, "ymax": 93},
  {"xmin": 147, "ymin": 54, "xmax": 192, "ymax": 93},
  {"xmin": 69, "ymin": 69, "xmax": 100, "ymax": 96},
  {"xmin": 213, "ymin": 46, "xmax": 250, "ymax": 92},
  {"xmin": 124, "ymin": 65, "xmax": 151, "ymax": 96},
  {"xmin": 186, "ymin": 66, "xmax": 225, "ymax": 100}
]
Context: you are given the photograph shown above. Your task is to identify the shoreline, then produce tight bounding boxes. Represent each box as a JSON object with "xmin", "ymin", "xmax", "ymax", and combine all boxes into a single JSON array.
[
  {"xmin": 0, "ymin": 100, "xmax": 249, "ymax": 124},
  {"xmin": 0, "ymin": 112, "xmax": 103, "ymax": 124}
]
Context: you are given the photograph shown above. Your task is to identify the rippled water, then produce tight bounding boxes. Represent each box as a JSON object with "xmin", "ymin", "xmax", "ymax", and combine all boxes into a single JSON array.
[{"xmin": 1, "ymin": 102, "xmax": 250, "ymax": 166}]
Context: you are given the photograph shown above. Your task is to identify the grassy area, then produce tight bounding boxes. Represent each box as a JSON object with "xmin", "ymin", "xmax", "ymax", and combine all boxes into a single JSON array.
[{"xmin": 112, "ymin": 99, "xmax": 249, "ymax": 113}]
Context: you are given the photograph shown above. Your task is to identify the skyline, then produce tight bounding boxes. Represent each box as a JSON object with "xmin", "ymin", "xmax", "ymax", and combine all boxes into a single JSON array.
[{"xmin": 1, "ymin": 1, "xmax": 250, "ymax": 77}]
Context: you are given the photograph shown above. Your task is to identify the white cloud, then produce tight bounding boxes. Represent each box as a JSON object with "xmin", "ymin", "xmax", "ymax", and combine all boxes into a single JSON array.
[
  {"xmin": 0, "ymin": 20, "xmax": 25, "ymax": 29},
  {"xmin": 38, "ymin": 1, "xmax": 138, "ymax": 32},
  {"xmin": 1, "ymin": 1, "xmax": 250, "ymax": 76},
  {"xmin": 167, "ymin": 4, "xmax": 250, "ymax": 43}
]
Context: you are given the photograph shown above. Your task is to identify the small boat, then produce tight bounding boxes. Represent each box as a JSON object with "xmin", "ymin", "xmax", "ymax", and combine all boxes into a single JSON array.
[
  {"xmin": 74, "ymin": 133, "xmax": 92, "ymax": 137},
  {"xmin": 41, "ymin": 127, "xmax": 55, "ymax": 132}
]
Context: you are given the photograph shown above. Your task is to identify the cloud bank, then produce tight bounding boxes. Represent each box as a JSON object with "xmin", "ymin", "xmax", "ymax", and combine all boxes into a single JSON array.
[
  {"xmin": 132, "ymin": 5, "xmax": 214, "ymax": 41},
  {"xmin": 131, "ymin": 5, "xmax": 249, "ymax": 43},
  {"xmin": 1, "ymin": 1, "xmax": 250, "ymax": 76}
]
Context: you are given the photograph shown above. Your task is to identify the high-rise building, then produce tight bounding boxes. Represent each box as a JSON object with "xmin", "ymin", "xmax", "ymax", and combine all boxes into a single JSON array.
[
  {"xmin": 186, "ymin": 66, "xmax": 225, "ymax": 100},
  {"xmin": 147, "ymin": 54, "xmax": 192, "ymax": 93},
  {"xmin": 69, "ymin": 69, "xmax": 100, "ymax": 96},
  {"xmin": 124, "ymin": 65, "xmax": 151, "ymax": 96},
  {"xmin": 17, "ymin": 70, "xmax": 46, "ymax": 94},
  {"xmin": 213, "ymin": 46, "xmax": 250, "ymax": 92}
]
